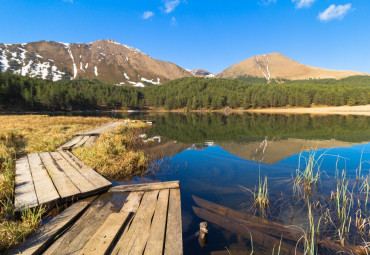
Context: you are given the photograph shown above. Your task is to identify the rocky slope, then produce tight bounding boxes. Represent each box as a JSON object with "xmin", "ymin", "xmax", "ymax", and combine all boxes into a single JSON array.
[
  {"xmin": 0, "ymin": 39, "xmax": 192, "ymax": 86},
  {"xmin": 218, "ymin": 52, "xmax": 368, "ymax": 82}
]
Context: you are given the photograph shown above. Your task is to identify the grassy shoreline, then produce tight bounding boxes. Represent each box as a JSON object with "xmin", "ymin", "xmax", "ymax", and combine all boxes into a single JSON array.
[{"xmin": 0, "ymin": 115, "xmax": 148, "ymax": 252}]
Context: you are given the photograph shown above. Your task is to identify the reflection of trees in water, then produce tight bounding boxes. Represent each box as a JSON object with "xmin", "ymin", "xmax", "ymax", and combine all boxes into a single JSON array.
[{"xmin": 145, "ymin": 113, "xmax": 370, "ymax": 144}]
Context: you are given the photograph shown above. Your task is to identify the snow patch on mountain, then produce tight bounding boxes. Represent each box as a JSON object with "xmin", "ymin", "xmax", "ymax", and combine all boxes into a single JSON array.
[
  {"xmin": 141, "ymin": 77, "xmax": 161, "ymax": 85},
  {"xmin": 61, "ymin": 43, "xmax": 77, "ymax": 79},
  {"xmin": 94, "ymin": 66, "xmax": 98, "ymax": 76}
]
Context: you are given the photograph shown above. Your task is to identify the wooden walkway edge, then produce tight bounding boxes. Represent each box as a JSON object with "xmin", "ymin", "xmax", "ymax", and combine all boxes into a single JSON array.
[{"xmin": 9, "ymin": 181, "xmax": 183, "ymax": 255}]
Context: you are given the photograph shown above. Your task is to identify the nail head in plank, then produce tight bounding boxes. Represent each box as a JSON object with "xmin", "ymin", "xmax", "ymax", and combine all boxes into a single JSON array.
[
  {"xmin": 78, "ymin": 212, "xmax": 131, "ymax": 255},
  {"xmin": 7, "ymin": 196, "xmax": 97, "ymax": 255},
  {"xmin": 144, "ymin": 189, "xmax": 170, "ymax": 255},
  {"xmin": 59, "ymin": 150, "xmax": 111, "ymax": 189},
  {"xmin": 14, "ymin": 156, "xmax": 38, "ymax": 212},
  {"xmin": 109, "ymin": 181, "xmax": 179, "ymax": 193},
  {"xmin": 50, "ymin": 151, "xmax": 96, "ymax": 193},
  {"xmin": 39, "ymin": 152, "xmax": 80, "ymax": 200},
  {"xmin": 164, "ymin": 188, "xmax": 183, "ymax": 255},
  {"xmin": 27, "ymin": 153, "xmax": 60, "ymax": 205}
]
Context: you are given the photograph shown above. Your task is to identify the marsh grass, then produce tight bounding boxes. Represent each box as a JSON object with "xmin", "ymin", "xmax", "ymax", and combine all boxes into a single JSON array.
[
  {"xmin": 72, "ymin": 122, "xmax": 149, "ymax": 179},
  {"xmin": 0, "ymin": 115, "xmax": 115, "ymax": 251}
]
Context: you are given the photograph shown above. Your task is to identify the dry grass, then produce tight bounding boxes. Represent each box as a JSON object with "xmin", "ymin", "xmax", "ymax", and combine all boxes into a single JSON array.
[
  {"xmin": 0, "ymin": 115, "xmax": 115, "ymax": 251},
  {"xmin": 73, "ymin": 122, "xmax": 149, "ymax": 179}
]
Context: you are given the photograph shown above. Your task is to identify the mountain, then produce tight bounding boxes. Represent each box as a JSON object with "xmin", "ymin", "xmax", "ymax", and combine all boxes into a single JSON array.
[
  {"xmin": 190, "ymin": 69, "xmax": 216, "ymax": 78},
  {"xmin": 218, "ymin": 52, "xmax": 368, "ymax": 82},
  {"xmin": 0, "ymin": 39, "xmax": 192, "ymax": 86}
]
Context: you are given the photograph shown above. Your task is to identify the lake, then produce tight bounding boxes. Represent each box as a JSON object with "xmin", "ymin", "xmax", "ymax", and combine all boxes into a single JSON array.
[{"xmin": 51, "ymin": 112, "xmax": 370, "ymax": 254}]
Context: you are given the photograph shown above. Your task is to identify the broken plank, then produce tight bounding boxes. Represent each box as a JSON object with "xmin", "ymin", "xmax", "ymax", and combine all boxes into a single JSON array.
[
  {"xmin": 14, "ymin": 156, "xmax": 39, "ymax": 212},
  {"xmin": 109, "ymin": 181, "xmax": 179, "ymax": 193},
  {"xmin": 27, "ymin": 153, "xmax": 60, "ymax": 205},
  {"xmin": 78, "ymin": 212, "xmax": 131, "ymax": 255},
  {"xmin": 164, "ymin": 188, "xmax": 183, "ymax": 255},
  {"xmin": 111, "ymin": 190, "xmax": 159, "ymax": 255},
  {"xmin": 59, "ymin": 150, "xmax": 111, "ymax": 189},
  {"xmin": 73, "ymin": 136, "xmax": 90, "ymax": 148},
  {"xmin": 8, "ymin": 196, "xmax": 97, "ymax": 255},
  {"xmin": 59, "ymin": 136, "xmax": 83, "ymax": 150},
  {"xmin": 44, "ymin": 198, "xmax": 116, "ymax": 255},
  {"xmin": 50, "ymin": 152, "xmax": 96, "ymax": 193},
  {"xmin": 39, "ymin": 152, "xmax": 80, "ymax": 200},
  {"xmin": 83, "ymin": 136, "xmax": 97, "ymax": 147},
  {"xmin": 144, "ymin": 189, "xmax": 169, "ymax": 255}
]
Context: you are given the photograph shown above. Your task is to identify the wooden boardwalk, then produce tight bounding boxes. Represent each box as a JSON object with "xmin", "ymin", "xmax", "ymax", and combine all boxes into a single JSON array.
[
  {"xmin": 14, "ymin": 122, "xmax": 125, "ymax": 212},
  {"xmin": 9, "ymin": 181, "xmax": 183, "ymax": 255}
]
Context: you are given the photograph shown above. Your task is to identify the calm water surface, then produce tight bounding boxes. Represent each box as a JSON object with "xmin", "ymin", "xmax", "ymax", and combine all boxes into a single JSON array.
[{"xmin": 46, "ymin": 112, "xmax": 370, "ymax": 254}]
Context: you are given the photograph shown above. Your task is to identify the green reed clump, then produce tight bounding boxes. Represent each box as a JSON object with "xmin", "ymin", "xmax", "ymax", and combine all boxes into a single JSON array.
[{"xmin": 293, "ymin": 150, "xmax": 325, "ymax": 198}]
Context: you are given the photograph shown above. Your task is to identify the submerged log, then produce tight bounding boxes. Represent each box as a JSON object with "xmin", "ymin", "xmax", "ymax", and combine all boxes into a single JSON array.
[
  {"xmin": 193, "ymin": 195, "xmax": 369, "ymax": 255},
  {"xmin": 193, "ymin": 206, "xmax": 302, "ymax": 255}
]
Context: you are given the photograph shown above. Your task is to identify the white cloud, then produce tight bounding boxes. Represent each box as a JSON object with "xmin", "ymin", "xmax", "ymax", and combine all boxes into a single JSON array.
[
  {"xmin": 163, "ymin": 0, "xmax": 180, "ymax": 13},
  {"xmin": 171, "ymin": 17, "xmax": 178, "ymax": 26},
  {"xmin": 318, "ymin": 4, "xmax": 352, "ymax": 21},
  {"xmin": 142, "ymin": 11, "xmax": 154, "ymax": 19},
  {"xmin": 292, "ymin": 0, "xmax": 316, "ymax": 8}
]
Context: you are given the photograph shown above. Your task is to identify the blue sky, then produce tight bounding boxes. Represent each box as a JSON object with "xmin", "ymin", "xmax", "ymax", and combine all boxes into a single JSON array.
[{"xmin": 1, "ymin": 0, "xmax": 369, "ymax": 73}]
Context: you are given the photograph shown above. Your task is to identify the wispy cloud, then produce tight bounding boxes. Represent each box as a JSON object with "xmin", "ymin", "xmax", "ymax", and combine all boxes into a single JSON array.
[
  {"xmin": 171, "ymin": 17, "xmax": 178, "ymax": 26},
  {"xmin": 260, "ymin": 0, "xmax": 276, "ymax": 6},
  {"xmin": 142, "ymin": 11, "xmax": 154, "ymax": 20},
  {"xmin": 62, "ymin": 0, "xmax": 74, "ymax": 3},
  {"xmin": 292, "ymin": 0, "xmax": 316, "ymax": 8},
  {"xmin": 163, "ymin": 0, "xmax": 180, "ymax": 13},
  {"xmin": 318, "ymin": 4, "xmax": 352, "ymax": 21}
]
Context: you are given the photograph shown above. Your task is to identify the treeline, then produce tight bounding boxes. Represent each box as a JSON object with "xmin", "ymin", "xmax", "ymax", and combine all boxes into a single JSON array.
[
  {"xmin": 1, "ymin": 71, "xmax": 370, "ymax": 111},
  {"xmin": 0, "ymin": 72, "xmax": 143, "ymax": 110},
  {"xmin": 143, "ymin": 76, "xmax": 370, "ymax": 109}
]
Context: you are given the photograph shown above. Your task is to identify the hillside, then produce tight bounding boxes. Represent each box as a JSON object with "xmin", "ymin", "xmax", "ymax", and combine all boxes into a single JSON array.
[
  {"xmin": 218, "ymin": 52, "xmax": 368, "ymax": 82},
  {"xmin": 0, "ymin": 39, "xmax": 192, "ymax": 85}
]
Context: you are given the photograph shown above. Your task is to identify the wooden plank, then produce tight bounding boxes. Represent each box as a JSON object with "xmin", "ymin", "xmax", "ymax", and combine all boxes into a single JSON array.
[
  {"xmin": 111, "ymin": 190, "xmax": 159, "ymax": 255},
  {"xmin": 144, "ymin": 189, "xmax": 169, "ymax": 255},
  {"xmin": 39, "ymin": 152, "xmax": 80, "ymax": 200},
  {"xmin": 109, "ymin": 181, "xmax": 179, "ymax": 193},
  {"xmin": 78, "ymin": 212, "xmax": 131, "ymax": 255},
  {"xmin": 74, "ymin": 122, "xmax": 122, "ymax": 136},
  {"xmin": 43, "ymin": 199, "xmax": 116, "ymax": 255},
  {"xmin": 27, "ymin": 153, "xmax": 60, "ymax": 205},
  {"xmin": 59, "ymin": 136, "xmax": 83, "ymax": 150},
  {"xmin": 14, "ymin": 156, "xmax": 39, "ymax": 212},
  {"xmin": 83, "ymin": 136, "xmax": 97, "ymax": 147},
  {"xmin": 50, "ymin": 152, "xmax": 96, "ymax": 193},
  {"xmin": 120, "ymin": 192, "xmax": 144, "ymax": 213},
  {"xmin": 59, "ymin": 150, "xmax": 111, "ymax": 189},
  {"xmin": 8, "ymin": 196, "xmax": 97, "ymax": 255},
  {"xmin": 73, "ymin": 136, "xmax": 90, "ymax": 148},
  {"xmin": 164, "ymin": 188, "xmax": 183, "ymax": 255}
]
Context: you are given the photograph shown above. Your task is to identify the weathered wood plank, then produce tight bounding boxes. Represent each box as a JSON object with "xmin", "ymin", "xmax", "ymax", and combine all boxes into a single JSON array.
[
  {"xmin": 83, "ymin": 136, "xmax": 97, "ymax": 147},
  {"xmin": 39, "ymin": 152, "xmax": 80, "ymax": 200},
  {"xmin": 74, "ymin": 122, "xmax": 123, "ymax": 136},
  {"xmin": 59, "ymin": 136, "xmax": 83, "ymax": 150},
  {"xmin": 111, "ymin": 190, "xmax": 159, "ymax": 255},
  {"xmin": 144, "ymin": 189, "xmax": 169, "ymax": 255},
  {"xmin": 78, "ymin": 212, "xmax": 131, "ymax": 255},
  {"xmin": 50, "ymin": 152, "xmax": 96, "ymax": 193},
  {"xmin": 164, "ymin": 188, "xmax": 183, "ymax": 255},
  {"xmin": 27, "ymin": 153, "xmax": 60, "ymax": 205},
  {"xmin": 59, "ymin": 150, "xmax": 111, "ymax": 189},
  {"xmin": 44, "ymin": 199, "xmax": 116, "ymax": 255},
  {"xmin": 119, "ymin": 192, "xmax": 144, "ymax": 213},
  {"xmin": 7, "ymin": 196, "xmax": 97, "ymax": 255},
  {"xmin": 73, "ymin": 136, "xmax": 90, "ymax": 148},
  {"xmin": 14, "ymin": 156, "xmax": 39, "ymax": 212},
  {"xmin": 109, "ymin": 181, "xmax": 179, "ymax": 193}
]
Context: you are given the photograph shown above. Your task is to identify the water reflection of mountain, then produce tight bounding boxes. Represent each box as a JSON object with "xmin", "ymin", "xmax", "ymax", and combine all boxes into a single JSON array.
[{"xmin": 219, "ymin": 139, "xmax": 366, "ymax": 164}]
